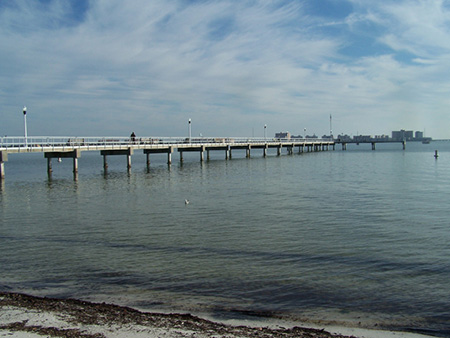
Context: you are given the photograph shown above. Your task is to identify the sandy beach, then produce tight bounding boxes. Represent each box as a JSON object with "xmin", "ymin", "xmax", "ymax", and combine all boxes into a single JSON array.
[{"xmin": 0, "ymin": 292, "xmax": 436, "ymax": 338}]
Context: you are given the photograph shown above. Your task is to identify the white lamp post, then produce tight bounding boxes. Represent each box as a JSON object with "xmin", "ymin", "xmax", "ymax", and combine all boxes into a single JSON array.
[
  {"xmin": 188, "ymin": 118, "xmax": 192, "ymax": 143},
  {"xmin": 264, "ymin": 124, "xmax": 267, "ymax": 141},
  {"xmin": 23, "ymin": 106, "xmax": 28, "ymax": 147},
  {"xmin": 304, "ymin": 128, "xmax": 306, "ymax": 140}
]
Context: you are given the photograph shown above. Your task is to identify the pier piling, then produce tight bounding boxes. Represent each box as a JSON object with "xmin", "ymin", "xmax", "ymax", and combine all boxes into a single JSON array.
[{"xmin": 0, "ymin": 151, "xmax": 7, "ymax": 179}]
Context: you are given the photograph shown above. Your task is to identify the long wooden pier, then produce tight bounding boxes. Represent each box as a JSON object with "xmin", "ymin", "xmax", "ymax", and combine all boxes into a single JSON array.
[{"xmin": 0, "ymin": 136, "xmax": 335, "ymax": 179}]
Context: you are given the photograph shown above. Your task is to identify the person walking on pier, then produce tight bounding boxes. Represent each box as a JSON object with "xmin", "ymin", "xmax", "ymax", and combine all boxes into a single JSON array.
[{"xmin": 130, "ymin": 132, "xmax": 136, "ymax": 144}]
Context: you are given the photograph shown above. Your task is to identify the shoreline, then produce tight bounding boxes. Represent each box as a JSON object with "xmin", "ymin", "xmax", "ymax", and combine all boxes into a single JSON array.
[{"xmin": 0, "ymin": 292, "xmax": 437, "ymax": 338}]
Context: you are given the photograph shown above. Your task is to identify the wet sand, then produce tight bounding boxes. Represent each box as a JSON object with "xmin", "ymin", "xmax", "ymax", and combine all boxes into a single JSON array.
[{"xmin": 0, "ymin": 292, "xmax": 434, "ymax": 338}]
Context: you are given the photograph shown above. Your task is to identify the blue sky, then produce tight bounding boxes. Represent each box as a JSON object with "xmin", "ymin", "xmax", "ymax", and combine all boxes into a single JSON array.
[{"xmin": 1, "ymin": 0, "xmax": 450, "ymax": 138}]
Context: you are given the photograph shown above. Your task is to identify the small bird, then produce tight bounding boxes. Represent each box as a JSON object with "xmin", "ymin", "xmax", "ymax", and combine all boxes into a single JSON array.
[{"xmin": 185, "ymin": 199, "xmax": 190, "ymax": 205}]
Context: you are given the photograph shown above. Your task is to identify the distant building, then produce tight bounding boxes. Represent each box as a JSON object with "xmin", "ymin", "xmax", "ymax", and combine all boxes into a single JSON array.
[
  {"xmin": 374, "ymin": 135, "xmax": 390, "ymax": 141},
  {"xmin": 275, "ymin": 132, "xmax": 291, "ymax": 139},
  {"xmin": 354, "ymin": 135, "xmax": 372, "ymax": 142},
  {"xmin": 306, "ymin": 134, "xmax": 318, "ymax": 139},
  {"xmin": 336, "ymin": 134, "xmax": 352, "ymax": 142},
  {"xmin": 392, "ymin": 130, "xmax": 414, "ymax": 141},
  {"xmin": 415, "ymin": 131, "xmax": 423, "ymax": 139}
]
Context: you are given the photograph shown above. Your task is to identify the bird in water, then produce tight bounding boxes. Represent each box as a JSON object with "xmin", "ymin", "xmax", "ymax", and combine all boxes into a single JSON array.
[{"xmin": 185, "ymin": 199, "xmax": 190, "ymax": 205}]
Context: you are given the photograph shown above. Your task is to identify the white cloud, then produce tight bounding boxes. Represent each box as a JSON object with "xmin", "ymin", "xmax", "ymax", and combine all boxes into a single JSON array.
[{"xmin": 2, "ymin": 0, "xmax": 450, "ymax": 138}]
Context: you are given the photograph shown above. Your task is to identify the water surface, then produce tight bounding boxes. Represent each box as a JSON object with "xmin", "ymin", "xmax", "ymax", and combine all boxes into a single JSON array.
[{"xmin": 1, "ymin": 142, "xmax": 449, "ymax": 337}]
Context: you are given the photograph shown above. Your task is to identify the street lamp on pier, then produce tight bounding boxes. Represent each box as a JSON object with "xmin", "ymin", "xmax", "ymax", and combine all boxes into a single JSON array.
[
  {"xmin": 23, "ymin": 106, "xmax": 28, "ymax": 147},
  {"xmin": 264, "ymin": 124, "xmax": 267, "ymax": 141},
  {"xmin": 188, "ymin": 118, "xmax": 192, "ymax": 143}
]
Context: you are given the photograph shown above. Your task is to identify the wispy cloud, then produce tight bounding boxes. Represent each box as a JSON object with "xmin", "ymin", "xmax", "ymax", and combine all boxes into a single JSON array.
[{"xmin": 2, "ymin": 0, "xmax": 450, "ymax": 138}]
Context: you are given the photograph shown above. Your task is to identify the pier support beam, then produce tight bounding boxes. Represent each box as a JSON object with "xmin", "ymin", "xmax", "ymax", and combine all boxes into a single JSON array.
[
  {"xmin": 100, "ymin": 148, "xmax": 133, "ymax": 171},
  {"xmin": 0, "ymin": 151, "xmax": 7, "ymax": 179},
  {"xmin": 44, "ymin": 150, "xmax": 81, "ymax": 179},
  {"xmin": 372, "ymin": 142, "xmax": 376, "ymax": 150},
  {"xmin": 143, "ymin": 147, "xmax": 173, "ymax": 166},
  {"xmin": 263, "ymin": 144, "xmax": 268, "ymax": 157},
  {"xmin": 246, "ymin": 146, "xmax": 251, "ymax": 158}
]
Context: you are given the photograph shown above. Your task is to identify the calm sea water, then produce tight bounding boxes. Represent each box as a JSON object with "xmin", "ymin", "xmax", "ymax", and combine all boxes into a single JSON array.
[{"xmin": 1, "ymin": 142, "xmax": 449, "ymax": 337}]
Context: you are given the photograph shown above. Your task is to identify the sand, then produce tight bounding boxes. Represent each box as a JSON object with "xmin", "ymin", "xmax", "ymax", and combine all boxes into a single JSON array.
[{"xmin": 0, "ymin": 292, "xmax": 436, "ymax": 338}]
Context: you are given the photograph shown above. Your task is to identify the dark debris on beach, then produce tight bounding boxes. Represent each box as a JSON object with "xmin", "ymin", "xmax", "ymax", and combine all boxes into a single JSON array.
[{"xmin": 0, "ymin": 291, "xmax": 356, "ymax": 338}]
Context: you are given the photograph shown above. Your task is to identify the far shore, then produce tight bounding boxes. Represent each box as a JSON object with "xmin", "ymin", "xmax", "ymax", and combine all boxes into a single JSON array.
[{"xmin": 0, "ymin": 292, "xmax": 436, "ymax": 338}]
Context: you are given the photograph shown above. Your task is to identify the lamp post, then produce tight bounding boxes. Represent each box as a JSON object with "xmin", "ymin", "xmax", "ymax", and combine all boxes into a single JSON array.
[
  {"xmin": 188, "ymin": 118, "xmax": 192, "ymax": 143},
  {"xmin": 304, "ymin": 128, "xmax": 306, "ymax": 140},
  {"xmin": 264, "ymin": 124, "xmax": 267, "ymax": 141},
  {"xmin": 23, "ymin": 106, "xmax": 28, "ymax": 147}
]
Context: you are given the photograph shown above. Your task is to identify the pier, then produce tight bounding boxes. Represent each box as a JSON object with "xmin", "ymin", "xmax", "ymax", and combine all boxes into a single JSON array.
[
  {"xmin": 0, "ymin": 136, "xmax": 335, "ymax": 179},
  {"xmin": 335, "ymin": 139, "xmax": 406, "ymax": 150}
]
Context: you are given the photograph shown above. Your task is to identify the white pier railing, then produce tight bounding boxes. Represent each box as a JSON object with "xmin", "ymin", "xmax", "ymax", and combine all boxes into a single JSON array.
[{"xmin": 0, "ymin": 136, "xmax": 333, "ymax": 151}]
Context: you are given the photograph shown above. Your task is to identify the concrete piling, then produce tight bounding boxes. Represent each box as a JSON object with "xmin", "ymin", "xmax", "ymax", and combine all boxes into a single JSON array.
[{"xmin": 0, "ymin": 151, "xmax": 7, "ymax": 179}]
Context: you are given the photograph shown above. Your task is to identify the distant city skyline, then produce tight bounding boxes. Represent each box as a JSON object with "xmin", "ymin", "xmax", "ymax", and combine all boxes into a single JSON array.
[
  {"xmin": 275, "ymin": 128, "xmax": 433, "ymax": 141},
  {"xmin": 2, "ymin": 1, "xmax": 450, "ymax": 138}
]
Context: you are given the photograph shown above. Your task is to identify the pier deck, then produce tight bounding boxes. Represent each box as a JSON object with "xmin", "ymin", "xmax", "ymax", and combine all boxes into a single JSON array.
[{"xmin": 0, "ymin": 136, "xmax": 335, "ymax": 179}]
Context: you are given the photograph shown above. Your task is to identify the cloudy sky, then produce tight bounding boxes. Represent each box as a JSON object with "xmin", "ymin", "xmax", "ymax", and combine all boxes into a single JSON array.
[{"xmin": 1, "ymin": 0, "xmax": 450, "ymax": 139}]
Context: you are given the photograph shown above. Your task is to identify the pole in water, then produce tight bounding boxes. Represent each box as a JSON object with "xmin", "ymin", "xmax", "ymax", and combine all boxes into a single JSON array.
[{"xmin": 434, "ymin": 150, "xmax": 439, "ymax": 158}]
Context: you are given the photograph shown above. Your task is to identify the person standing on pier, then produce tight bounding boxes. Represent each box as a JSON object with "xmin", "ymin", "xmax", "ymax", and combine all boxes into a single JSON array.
[{"xmin": 130, "ymin": 132, "xmax": 136, "ymax": 144}]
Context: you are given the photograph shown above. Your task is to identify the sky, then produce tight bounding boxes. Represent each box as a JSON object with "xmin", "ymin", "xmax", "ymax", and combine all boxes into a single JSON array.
[{"xmin": 1, "ymin": 0, "xmax": 450, "ymax": 139}]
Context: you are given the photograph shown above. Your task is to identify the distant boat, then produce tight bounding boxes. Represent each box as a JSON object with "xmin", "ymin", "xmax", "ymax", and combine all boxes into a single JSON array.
[{"xmin": 422, "ymin": 140, "xmax": 430, "ymax": 144}]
